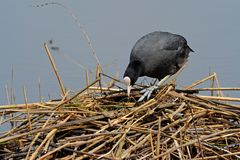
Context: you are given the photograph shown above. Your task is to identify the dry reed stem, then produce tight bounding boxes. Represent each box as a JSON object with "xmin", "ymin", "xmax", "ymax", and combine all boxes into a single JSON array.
[
  {"xmin": 25, "ymin": 111, "xmax": 56, "ymax": 159},
  {"xmin": 185, "ymin": 72, "xmax": 216, "ymax": 90},
  {"xmin": 197, "ymin": 94, "xmax": 240, "ymax": 102},
  {"xmin": 0, "ymin": 114, "xmax": 106, "ymax": 143},
  {"xmin": 116, "ymin": 137, "xmax": 125, "ymax": 158},
  {"xmin": 203, "ymin": 142, "xmax": 240, "ymax": 159},
  {"xmin": 96, "ymin": 133, "xmax": 125, "ymax": 159},
  {"xmin": 38, "ymin": 143, "xmax": 70, "ymax": 160},
  {"xmin": 149, "ymin": 129, "xmax": 155, "ymax": 158},
  {"xmin": 199, "ymin": 144, "xmax": 228, "ymax": 160},
  {"xmin": 0, "ymin": 101, "xmax": 60, "ymax": 109},
  {"xmin": 34, "ymin": 2, "xmax": 103, "ymax": 71},
  {"xmin": 30, "ymin": 114, "xmax": 72, "ymax": 160},
  {"xmin": 193, "ymin": 152, "xmax": 240, "ymax": 160},
  {"xmin": 168, "ymin": 91, "xmax": 238, "ymax": 116},
  {"xmin": 58, "ymin": 78, "xmax": 100, "ymax": 107},
  {"xmin": 156, "ymin": 117, "xmax": 161, "ymax": 158},
  {"xmin": 10, "ymin": 66, "xmax": 16, "ymax": 105},
  {"xmin": 44, "ymin": 42, "xmax": 66, "ymax": 96},
  {"xmin": 210, "ymin": 72, "xmax": 215, "ymax": 96},
  {"xmin": 5, "ymin": 85, "xmax": 10, "ymax": 105},
  {"xmin": 154, "ymin": 128, "xmax": 240, "ymax": 159},
  {"xmin": 191, "ymin": 87, "xmax": 240, "ymax": 91},
  {"xmin": 0, "ymin": 112, "xmax": 23, "ymax": 126},
  {"xmin": 168, "ymin": 102, "xmax": 185, "ymax": 119},
  {"xmin": 214, "ymin": 73, "xmax": 224, "ymax": 96},
  {"xmin": 89, "ymin": 86, "xmax": 122, "ymax": 92},
  {"xmin": 23, "ymin": 86, "xmax": 32, "ymax": 131}
]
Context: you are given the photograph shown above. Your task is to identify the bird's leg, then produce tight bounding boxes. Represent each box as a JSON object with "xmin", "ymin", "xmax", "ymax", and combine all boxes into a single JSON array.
[
  {"xmin": 151, "ymin": 78, "xmax": 158, "ymax": 86},
  {"xmin": 156, "ymin": 75, "xmax": 171, "ymax": 87},
  {"xmin": 138, "ymin": 75, "xmax": 171, "ymax": 102}
]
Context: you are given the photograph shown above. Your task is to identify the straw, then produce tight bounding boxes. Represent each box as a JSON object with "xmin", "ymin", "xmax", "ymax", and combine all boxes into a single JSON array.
[{"xmin": 1, "ymin": 71, "xmax": 240, "ymax": 159}]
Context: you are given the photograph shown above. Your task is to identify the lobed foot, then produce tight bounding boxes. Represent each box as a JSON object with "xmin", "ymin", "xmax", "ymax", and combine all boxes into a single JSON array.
[{"xmin": 138, "ymin": 75, "xmax": 171, "ymax": 102}]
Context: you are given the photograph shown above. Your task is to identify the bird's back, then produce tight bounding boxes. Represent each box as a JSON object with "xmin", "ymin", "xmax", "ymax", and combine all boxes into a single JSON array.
[{"xmin": 130, "ymin": 31, "xmax": 192, "ymax": 79}]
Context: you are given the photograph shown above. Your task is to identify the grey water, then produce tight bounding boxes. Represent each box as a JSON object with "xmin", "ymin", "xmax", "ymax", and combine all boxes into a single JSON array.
[{"xmin": 0, "ymin": 0, "xmax": 240, "ymax": 106}]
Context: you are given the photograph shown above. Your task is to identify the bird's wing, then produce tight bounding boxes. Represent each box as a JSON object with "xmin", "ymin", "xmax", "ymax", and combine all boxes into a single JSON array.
[
  {"xmin": 131, "ymin": 32, "xmax": 189, "ymax": 54},
  {"xmin": 157, "ymin": 33, "xmax": 188, "ymax": 51},
  {"xmin": 130, "ymin": 31, "xmax": 193, "ymax": 63}
]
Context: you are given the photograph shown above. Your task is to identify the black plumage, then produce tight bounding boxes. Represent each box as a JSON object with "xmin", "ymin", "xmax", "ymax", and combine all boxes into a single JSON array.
[{"xmin": 123, "ymin": 31, "xmax": 193, "ymax": 94}]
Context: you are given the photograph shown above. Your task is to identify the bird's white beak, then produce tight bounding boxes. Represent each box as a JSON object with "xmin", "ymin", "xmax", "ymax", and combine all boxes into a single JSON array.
[
  {"xmin": 123, "ymin": 76, "xmax": 132, "ymax": 97},
  {"xmin": 127, "ymin": 85, "xmax": 132, "ymax": 97}
]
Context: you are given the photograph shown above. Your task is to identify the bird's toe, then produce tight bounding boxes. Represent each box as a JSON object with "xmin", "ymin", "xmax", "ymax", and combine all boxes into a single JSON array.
[{"xmin": 138, "ymin": 85, "xmax": 158, "ymax": 102}]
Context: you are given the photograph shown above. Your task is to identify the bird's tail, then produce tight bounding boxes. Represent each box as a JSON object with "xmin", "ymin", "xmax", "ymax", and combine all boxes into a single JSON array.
[
  {"xmin": 177, "ymin": 44, "xmax": 194, "ymax": 59},
  {"xmin": 187, "ymin": 44, "xmax": 194, "ymax": 53}
]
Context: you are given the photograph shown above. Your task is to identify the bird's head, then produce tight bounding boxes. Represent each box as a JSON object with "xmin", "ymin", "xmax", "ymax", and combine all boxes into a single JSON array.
[{"xmin": 123, "ymin": 60, "xmax": 143, "ymax": 96}]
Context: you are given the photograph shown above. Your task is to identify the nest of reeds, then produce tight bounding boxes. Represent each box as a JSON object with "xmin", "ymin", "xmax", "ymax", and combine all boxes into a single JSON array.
[{"xmin": 0, "ymin": 71, "xmax": 240, "ymax": 160}]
